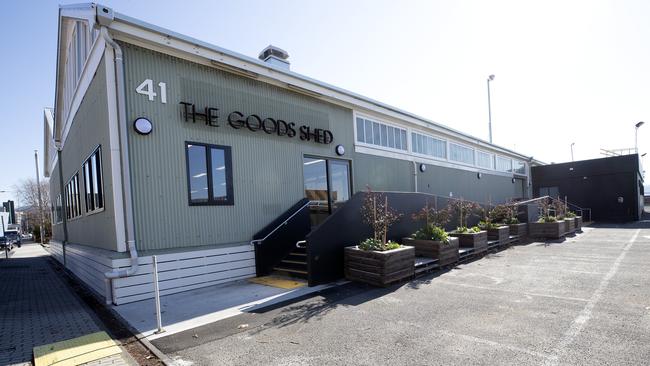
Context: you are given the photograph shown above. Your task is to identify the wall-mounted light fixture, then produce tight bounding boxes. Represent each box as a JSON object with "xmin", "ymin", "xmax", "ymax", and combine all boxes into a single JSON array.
[
  {"xmin": 477, "ymin": 172, "xmax": 482, "ymax": 179},
  {"xmin": 419, "ymin": 164, "xmax": 426, "ymax": 172},
  {"xmin": 335, "ymin": 144, "xmax": 345, "ymax": 156},
  {"xmin": 133, "ymin": 117, "xmax": 153, "ymax": 135}
]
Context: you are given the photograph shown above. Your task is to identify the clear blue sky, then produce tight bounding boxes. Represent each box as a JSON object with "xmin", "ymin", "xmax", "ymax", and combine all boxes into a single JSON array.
[{"xmin": 1, "ymin": 0, "xmax": 649, "ymax": 205}]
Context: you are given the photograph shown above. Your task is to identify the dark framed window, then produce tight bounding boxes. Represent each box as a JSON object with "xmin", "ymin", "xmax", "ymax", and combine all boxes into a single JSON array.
[
  {"xmin": 66, "ymin": 173, "xmax": 82, "ymax": 219},
  {"xmin": 185, "ymin": 142, "xmax": 234, "ymax": 206},
  {"xmin": 83, "ymin": 146, "xmax": 104, "ymax": 213},
  {"xmin": 54, "ymin": 194, "xmax": 63, "ymax": 224}
]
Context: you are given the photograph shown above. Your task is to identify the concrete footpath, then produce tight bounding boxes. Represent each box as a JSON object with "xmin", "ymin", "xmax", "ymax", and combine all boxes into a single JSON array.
[
  {"xmin": 155, "ymin": 222, "xmax": 650, "ymax": 365},
  {"xmin": 0, "ymin": 244, "xmax": 134, "ymax": 366}
]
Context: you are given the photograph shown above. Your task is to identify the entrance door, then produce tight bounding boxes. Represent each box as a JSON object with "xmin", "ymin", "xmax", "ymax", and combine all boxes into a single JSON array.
[{"xmin": 303, "ymin": 156, "xmax": 351, "ymax": 226}]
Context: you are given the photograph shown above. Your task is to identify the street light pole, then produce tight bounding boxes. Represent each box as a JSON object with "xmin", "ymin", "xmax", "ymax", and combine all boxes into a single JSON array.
[
  {"xmin": 570, "ymin": 143, "xmax": 575, "ymax": 161},
  {"xmin": 34, "ymin": 150, "xmax": 45, "ymax": 246},
  {"xmin": 635, "ymin": 121, "xmax": 644, "ymax": 153},
  {"xmin": 487, "ymin": 74, "xmax": 495, "ymax": 143}
]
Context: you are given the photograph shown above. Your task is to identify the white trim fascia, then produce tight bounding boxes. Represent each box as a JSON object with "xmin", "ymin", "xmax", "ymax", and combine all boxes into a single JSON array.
[
  {"xmin": 103, "ymin": 46, "xmax": 127, "ymax": 253},
  {"xmin": 59, "ymin": 37, "xmax": 106, "ymax": 147},
  {"xmin": 54, "ymin": 5, "xmax": 99, "ymax": 140},
  {"xmin": 354, "ymin": 145, "xmax": 515, "ymax": 178},
  {"xmin": 354, "ymin": 110, "xmax": 527, "ymax": 176},
  {"xmin": 104, "ymin": 17, "xmax": 532, "ymax": 161},
  {"xmin": 43, "ymin": 108, "xmax": 56, "ymax": 177}
]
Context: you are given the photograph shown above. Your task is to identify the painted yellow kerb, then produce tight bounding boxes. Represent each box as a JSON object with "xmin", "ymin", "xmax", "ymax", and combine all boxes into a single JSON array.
[
  {"xmin": 33, "ymin": 331, "xmax": 121, "ymax": 366},
  {"xmin": 248, "ymin": 276, "xmax": 306, "ymax": 289}
]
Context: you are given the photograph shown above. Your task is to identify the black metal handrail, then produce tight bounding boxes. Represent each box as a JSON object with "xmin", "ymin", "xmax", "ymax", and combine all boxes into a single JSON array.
[
  {"xmin": 252, "ymin": 198, "xmax": 312, "ymax": 277},
  {"xmin": 517, "ymin": 195, "xmax": 592, "ymax": 221},
  {"xmin": 250, "ymin": 199, "xmax": 311, "ymax": 246}
]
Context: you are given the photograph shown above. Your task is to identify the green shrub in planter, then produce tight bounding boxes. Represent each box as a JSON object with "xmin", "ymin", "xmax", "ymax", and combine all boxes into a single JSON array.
[
  {"xmin": 455, "ymin": 226, "xmax": 481, "ymax": 234},
  {"xmin": 478, "ymin": 220, "xmax": 500, "ymax": 230},
  {"xmin": 358, "ymin": 238, "xmax": 401, "ymax": 251},
  {"xmin": 411, "ymin": 225, "xmax": 450, "ymax": 244},
  {"xmin": 504, "ymin": 217, "xmax": 519, "ymax": 224},
  {"xmin": 538, "ymin": 216, "xmax": 557, "ymax": 223}
]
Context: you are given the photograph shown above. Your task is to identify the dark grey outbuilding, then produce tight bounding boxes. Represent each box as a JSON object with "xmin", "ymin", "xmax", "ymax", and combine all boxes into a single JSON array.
[{"xmin": 531, "ymin": 154, "xmax": 645, "ymax": 222}]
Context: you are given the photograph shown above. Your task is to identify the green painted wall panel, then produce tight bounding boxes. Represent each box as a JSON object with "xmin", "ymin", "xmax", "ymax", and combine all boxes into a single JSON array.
[
  {"xmin": 50, "ymin": 56, "xmax": 118, "ymax": 251},
  {"xmin": 352, "ymin": 153, "xmax": 526, "ymax": 204},
  {"xmin": 351, "ymin": 153, "xmax": 413, "ymax": 191},
  {"xmin": 121, "ymin": 44, "xmax": 354, "ymax": 251},
  {"xmin": 121, "ymin": 43, "xmax": 529, "ymax": 252}
]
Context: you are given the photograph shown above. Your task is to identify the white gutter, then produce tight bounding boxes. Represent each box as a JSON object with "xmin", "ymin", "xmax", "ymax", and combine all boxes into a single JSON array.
[{"xmin": 100, "ymin": 25, "xmax": 139, "ymax": 304}]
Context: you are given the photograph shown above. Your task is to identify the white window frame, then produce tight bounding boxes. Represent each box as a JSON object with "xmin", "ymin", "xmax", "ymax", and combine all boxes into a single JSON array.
[
  {"xmin": 82, "ymin": 146, "xmax": 105, "ymax": 215},
  {"xmin": 353, "ymin": 112, "xmax": 409, "ymax": 154},
  {"xmin": 352, "ymin": 111, "xmax": 528, "ymax": 177},
  {"xmin": 410, "ymin": 129, "xmax": 448, "ymax": 161},
  {"xmin": 496, "ymin": 155, "xmax": 514, "ymax": 173},
  {"xmin": 475, "ymin": 149, "xmax": 495, "ymax": 170},
  {"xmin": 448, "ymin": 141, "xmax": 476, "ymax": 167}
]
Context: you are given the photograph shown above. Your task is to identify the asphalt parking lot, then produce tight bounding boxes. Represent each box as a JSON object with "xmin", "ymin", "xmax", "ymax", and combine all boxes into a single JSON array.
[{"xmin": 154, "ymin": 222, "xmax": 650, "ymax": 365}]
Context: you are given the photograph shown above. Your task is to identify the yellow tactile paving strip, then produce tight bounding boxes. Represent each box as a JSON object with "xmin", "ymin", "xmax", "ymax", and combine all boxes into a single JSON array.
[
  {"xmin": 248, "ymin": 276, "xmax": 306, "ymax": 289},
  {"xmin": 33, "ymin": 331, "xmax": 121, "ymax": 366}
]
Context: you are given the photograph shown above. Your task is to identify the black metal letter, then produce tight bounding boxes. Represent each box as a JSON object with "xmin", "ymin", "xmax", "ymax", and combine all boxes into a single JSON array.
[
  {"xmin": 228, "ymin": 111, "xmax": 245, "ymax": 129},
  {"xmin": 246, "ymin": 114, "xmax": 262, "ymax": 132},
  {"xmin": 262, "ymin": 118, "xmax": 277, "ymax": 134},
  {"xmin": 180, "ymin": 102, "xmax": 195, "ymax": 122}
]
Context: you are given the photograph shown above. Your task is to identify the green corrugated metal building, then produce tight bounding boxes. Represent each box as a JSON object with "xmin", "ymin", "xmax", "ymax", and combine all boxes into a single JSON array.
[{"xmin": 44, "ymin": 3, "xmax": 535, "ymax": 304}]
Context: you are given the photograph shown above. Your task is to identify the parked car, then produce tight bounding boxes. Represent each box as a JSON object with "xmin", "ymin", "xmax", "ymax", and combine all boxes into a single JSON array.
[
  {"xmin": 4, "ymin": 231, "xmax": 21, "ymax": 248},
  {"xmin": 21, "ymin": 233, "xmax": 33, "ymax": 241},
  {"xmin": 0, "ymin": 236, "xmax": 12, "ymax": 251}
]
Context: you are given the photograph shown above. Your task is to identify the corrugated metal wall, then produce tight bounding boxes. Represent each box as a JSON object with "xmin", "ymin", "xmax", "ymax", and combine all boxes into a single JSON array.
[
  {"xmin": 121, "ymin": 44, "xmax": 354, "ymax": 251},
  {"xmin": 51, "ymin": 56, "xmax": 118, "ymax": 251},
  {"xmin": 354, "ymin": 153, "xmax": 527, "ymax": 204},
  {"xmin": 121, "ymin": 43, "xmax": 529, "ymax": 252}
]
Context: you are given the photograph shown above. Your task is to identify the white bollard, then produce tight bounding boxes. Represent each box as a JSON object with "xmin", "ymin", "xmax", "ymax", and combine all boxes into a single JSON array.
[{"xmin": 152, "ymin": 255, "xmax": 165, "ymax": 334}]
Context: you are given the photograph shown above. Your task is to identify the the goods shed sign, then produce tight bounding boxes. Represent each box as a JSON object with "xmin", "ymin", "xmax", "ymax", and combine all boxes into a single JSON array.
[{"xmin": 179, "ymin": 101, "xmax": 334, "ymax": 145}]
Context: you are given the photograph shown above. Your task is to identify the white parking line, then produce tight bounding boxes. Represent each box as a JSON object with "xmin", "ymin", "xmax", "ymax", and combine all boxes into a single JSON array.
[
  {"xmin": 434, "ymin": 280, "xmax": 590, "ymax": 303},
  {"xmin": 438, "ymin": 330, "xmax": 552, "ymax": 360},
  {"xmin": 543, "ymin": 229, "xmax": 641, "ymax": 366}
]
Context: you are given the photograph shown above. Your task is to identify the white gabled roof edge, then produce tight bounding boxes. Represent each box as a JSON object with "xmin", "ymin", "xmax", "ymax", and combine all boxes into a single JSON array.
[
  {"xmin": 53, "ymin": 3, "xmax": 537, "ymax": 163},
  {"xmin": 53, "ymin": 3, "xmax": 99, "ymax": 143},
  {"xmin": 43, "ymin": 108, "xmax": 56, "ymax": 178},
  {"xmin": 109, "ymin": 8, "xmax": 534, "ymax": 162}
]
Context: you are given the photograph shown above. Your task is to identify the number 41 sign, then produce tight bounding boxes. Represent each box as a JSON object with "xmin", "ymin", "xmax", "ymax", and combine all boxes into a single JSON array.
[{"xmin": 136, "ymin": 79, "xmax": 167, "ymax": 104}]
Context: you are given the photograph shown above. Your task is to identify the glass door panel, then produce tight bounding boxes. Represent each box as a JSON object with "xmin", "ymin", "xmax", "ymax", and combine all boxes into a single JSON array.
[
  {"xmin": 303, "ymin": 157, "xmax": 329, "ymax": 226},
  {"xmin": 328, "ymin": 160, "xmax": 351, "ymax": 213}
]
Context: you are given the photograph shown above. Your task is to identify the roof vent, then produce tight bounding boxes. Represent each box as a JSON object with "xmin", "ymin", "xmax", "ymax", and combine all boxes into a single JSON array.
[{"xmin": 258, "ymin": 45, "xmax": 290, "ymax": 70}]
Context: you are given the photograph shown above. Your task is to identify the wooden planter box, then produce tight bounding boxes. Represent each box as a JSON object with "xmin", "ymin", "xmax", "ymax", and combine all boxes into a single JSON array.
[
  {"xmin": 449, "ymin": 231, "xmax": 488, "ymax": 254},
  {"xmin": 487, "ymin": 226, "xmax": 510, "ymax": 245},
  {"xmin": 509, "ymin": 223, "xmax": 528, "ymax": 238},
  {"xmin": 529, "ymin": 221, "xmax": 566, "ymax": 239},
  {"xmin": 344, "ymin": 246, "xmax": 415, "ymax": 286},
  {"xmin": 575, "ymin": 216, "xmax": 583, "ymax": 231},
  {"xmin": 564, "ymin": 218, "xmax": 576, "ymax": 234},
  {"xmin": 402, "ymin": 237, "xmax": 459, "ymax": 266}
]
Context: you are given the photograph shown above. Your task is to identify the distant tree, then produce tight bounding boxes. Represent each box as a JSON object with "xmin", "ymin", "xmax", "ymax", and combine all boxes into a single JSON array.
[
  {"xmin": 14, "ymin": 179, "xmax": 51, "ymax": 238},
  {"xmin": 14, "ymin": 179, "xmax": 50, "ymax": 211}
]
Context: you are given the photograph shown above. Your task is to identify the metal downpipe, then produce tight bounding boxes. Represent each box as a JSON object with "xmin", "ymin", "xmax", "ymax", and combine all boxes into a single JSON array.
[{"xmin": 100, "ymin": 26, "xmax": 138, "ymax": 303}]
